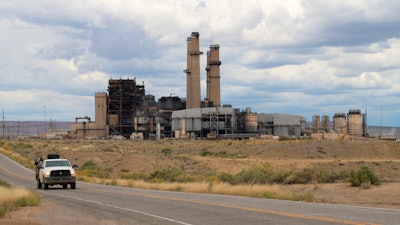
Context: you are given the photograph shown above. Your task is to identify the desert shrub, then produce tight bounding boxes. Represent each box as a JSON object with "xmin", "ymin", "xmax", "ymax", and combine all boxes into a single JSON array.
[
  {"xmin": 176, "ymin": 174, "xmax": 197, "ymax": 182},
  {"xmin": 271, "ymin": 170, "xmax": 292, "ymax": 184},
  {"xmin": 79, "ymin": 161, "xmax": 98, "ymax": 171},
  {"xmin": 120, "ymin": 168, "xmax": 129, "ymax": 173},
  {"xmin": 161, "ymin": 148, "xmax": 172, "ymax": 156},
  {"xmin": 147, "ymin": 167, "xmax": 184, "ymax": 183},
  {"xmin": 285, "ymin": 168, "xmax": 349, "ymax": 184},
  {"xmin": 200, "ymin": 150, "xmax": 213, "ymax": 156},
  {"xmin": 204, "ymin": 175, "xmax": 219, "ymax": 183},
  {"xmin": 349, "ymin": 166, "xmax": 380, "ymax": 188},
  {"xmin": 329, "ymin": 170, "xmax": 349, "ymax": 182},
  {"xmin": 10, "ymin": 141, "xmax": 33, "ymax": 150},
  {"xmin": 78, "ymin": 160, "xmax": 111, "ymax": 178},
  {"xmin": 120, "ymin": 172, "xmax": 147, "ymax": 180},
  {"xmin": 218, "ymin": 172, "xmax": 235, "ymax": 184},
  {"xmin": 200, "ymin": 150, "xmax": 245, "ymax": 158},
  {"xmin": 232, "ymin": 162, "xmax": 273, "ymax": 185},
  {"xmin": 287, "ymin": 168, "xmax": 314, "ymax": 184}
]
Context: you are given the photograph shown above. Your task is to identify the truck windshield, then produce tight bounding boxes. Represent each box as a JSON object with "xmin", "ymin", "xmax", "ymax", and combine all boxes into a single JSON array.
[{"xmin": 45, "ymin": 161, "xmax": 71, "ymax": 167}]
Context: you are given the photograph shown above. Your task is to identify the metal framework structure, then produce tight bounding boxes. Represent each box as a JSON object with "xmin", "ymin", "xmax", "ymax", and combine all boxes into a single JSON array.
[
  {"xmin": 209, "ymin": 110, "xmax": 218, "ymax": 137},
  {"xmin": 107, "ymin": 78, "xmax": 145, "ymax": 137}
]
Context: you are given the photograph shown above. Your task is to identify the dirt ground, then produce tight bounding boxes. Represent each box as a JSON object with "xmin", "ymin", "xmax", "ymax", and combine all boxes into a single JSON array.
[{"xmin": 1, "ymin": 138, "xmax": 400, "ymax": 224}]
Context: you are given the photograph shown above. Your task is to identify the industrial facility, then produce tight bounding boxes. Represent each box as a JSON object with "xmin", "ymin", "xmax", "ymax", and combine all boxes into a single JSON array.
[
  {"xmin": 69, "ymin": 32, "xmax": 362, "ymax": 140},
  {"xmin": 311, "ymin": 109, "xmax": 368, "ymax": 139},
  {"xmin": 69, "ymin": 78, "xmax": 186, "ymax": 139}
]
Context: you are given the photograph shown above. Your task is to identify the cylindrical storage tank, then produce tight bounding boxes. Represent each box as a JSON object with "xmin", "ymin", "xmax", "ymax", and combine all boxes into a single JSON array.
[
  {"xmin": 333, "ymin": 113, "xmax": 347, "ymax": 134},
  {"xmin": 244, "ymin": 113, "xmax": 258, "ymax": 133},
  {"xmin": 348, "ymin": 109, "xmax": 362, "ymax": 136}
]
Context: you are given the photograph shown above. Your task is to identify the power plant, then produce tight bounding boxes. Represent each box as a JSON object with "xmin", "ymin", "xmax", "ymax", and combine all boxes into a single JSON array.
[
  {"xmin": 68, "ymin": 32, "xmax": 367, "ymax": 140},
  {"xmin": 311, "ymin": 109, "xmax": 368, "ymax": 139}
]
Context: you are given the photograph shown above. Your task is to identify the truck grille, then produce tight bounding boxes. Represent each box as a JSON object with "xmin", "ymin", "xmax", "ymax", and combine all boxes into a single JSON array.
[{"xmin": 50, "ymin": 170, "xmax": 71, "ymax": 177}]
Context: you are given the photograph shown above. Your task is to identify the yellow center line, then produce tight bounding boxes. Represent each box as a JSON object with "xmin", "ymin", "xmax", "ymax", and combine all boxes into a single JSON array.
[
  {"xmin": 85, "ymin": 187, "xmax": 380, "ymax": 225},
  {"xmin": 0, "ymin": 164, "xmax": 32, "ymax": 181}
]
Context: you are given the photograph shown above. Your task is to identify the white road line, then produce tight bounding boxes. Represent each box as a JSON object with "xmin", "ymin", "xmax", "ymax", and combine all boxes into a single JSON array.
[
  {"xmin": 41, "ymin": 191, "xmax": 193, "ymax": 225},
  {"xmin": 0, "ymin": 153, "xmax": 34, "ymax": 174}
]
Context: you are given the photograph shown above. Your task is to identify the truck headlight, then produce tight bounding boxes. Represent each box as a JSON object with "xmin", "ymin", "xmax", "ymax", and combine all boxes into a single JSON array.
[
  {"xmin": 71, "ymin": 170, "xmax": 75, "ymax": 176},
  {"xmin": 44, "ymin": 171, "xmax": 51, "ymax": 177}
]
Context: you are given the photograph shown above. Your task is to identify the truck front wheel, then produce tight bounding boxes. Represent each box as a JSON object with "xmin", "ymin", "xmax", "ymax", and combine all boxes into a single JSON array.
[{"xmin": 70, "ymin": 183, "xmax": 76, "ymax": 189}]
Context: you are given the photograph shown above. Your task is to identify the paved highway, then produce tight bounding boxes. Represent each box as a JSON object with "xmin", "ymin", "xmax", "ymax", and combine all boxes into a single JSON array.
[{"xmin": 1, "ymin": 153, "xmax": 399, "ymax": 225}]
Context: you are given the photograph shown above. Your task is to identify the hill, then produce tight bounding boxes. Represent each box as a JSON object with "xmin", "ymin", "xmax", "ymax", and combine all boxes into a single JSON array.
[{"xmin": 1, "ymin": 138, "xmax": 399, "ymax": 209}]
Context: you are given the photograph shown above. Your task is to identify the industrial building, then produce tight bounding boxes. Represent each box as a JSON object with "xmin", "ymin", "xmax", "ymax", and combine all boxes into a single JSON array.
[
  {"xmin": 69, "ymin": 78, "xmax": 186, "ymax": 139},
  {"xmin": 171, "ymin": 107, "xmax": 236, "ymax": 139},
  {"xmin": 69, "ymin": 32, "xmax": 319, "ymax": 140},
  {"xmin": 310, "ymin": 109, "xmax": 368, "ymax": 137},
  {"xmin": 257, "ymin": 113, "xmax": 306, "ymax": 137},
  {"xmin": 171, "ymin": 107, "xmax": 306, "ymax": 139}
]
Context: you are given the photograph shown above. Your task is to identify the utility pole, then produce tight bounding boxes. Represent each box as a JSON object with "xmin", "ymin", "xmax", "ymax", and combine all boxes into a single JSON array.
[
  {"xmin": 43, "ymin": 105, "xmax": 46, "ymax": 133},
  {"xmin": 2, "ymin": 109, "xmax": 5, "ymax": 139}
]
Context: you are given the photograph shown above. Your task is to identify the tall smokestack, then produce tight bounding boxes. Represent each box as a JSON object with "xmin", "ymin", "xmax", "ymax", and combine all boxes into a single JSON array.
[
  {"xmin": 206, "ymin": 44, "xmax": 221, "ymax": 107},
  {"xmin": 184, "ymin": 32, "xmax": 203, "ymax": 109}
]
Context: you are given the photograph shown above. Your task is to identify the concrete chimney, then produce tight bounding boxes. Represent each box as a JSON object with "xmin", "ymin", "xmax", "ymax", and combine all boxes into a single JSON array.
[
  {"xmin": 205, "ymin": 44, "xmax": 221, "ymax": 107},
  {"xmin": 184, "ymin": 32, "xmax": 203, "ymax": 109}
]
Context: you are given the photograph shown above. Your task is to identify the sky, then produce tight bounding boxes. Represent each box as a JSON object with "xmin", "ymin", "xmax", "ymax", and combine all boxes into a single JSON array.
[{"xmin": 0, "ymin": 0, "xmax": 399, "ymax": 127}]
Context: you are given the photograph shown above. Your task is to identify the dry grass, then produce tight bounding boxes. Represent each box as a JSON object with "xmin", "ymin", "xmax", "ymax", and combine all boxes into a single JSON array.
[
  {"xmin": 0, "ymin": 183, "xmax": 41, "ymax": 217},
  {"xmin": 0, "ymin": 148, "xmax": 34, "ymax": 170},
  {"xmin": 80, "ymin": 177, "xmax": 313, "ymax": 201}
]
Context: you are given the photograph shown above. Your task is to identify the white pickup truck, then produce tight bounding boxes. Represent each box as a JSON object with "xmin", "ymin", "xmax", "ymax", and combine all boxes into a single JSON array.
[{"xmin": 35, "ymin": 155, "xmax": 77, "ymax": 189}]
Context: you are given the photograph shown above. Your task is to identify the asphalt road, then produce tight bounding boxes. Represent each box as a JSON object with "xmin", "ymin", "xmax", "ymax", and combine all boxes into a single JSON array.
[{"xmin": 1, "ymin": 153, "xmax": 399, "ymax": 225}]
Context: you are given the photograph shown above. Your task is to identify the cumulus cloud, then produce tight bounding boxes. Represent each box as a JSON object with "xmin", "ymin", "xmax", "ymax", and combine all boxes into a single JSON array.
[{"xmin": 0, "ymin": 0, "xmax": 399, "ymax": 126}]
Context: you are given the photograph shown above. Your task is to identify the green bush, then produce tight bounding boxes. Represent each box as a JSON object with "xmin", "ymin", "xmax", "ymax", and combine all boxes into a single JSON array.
[
  {"xmin": 349, "ymin": 166, "xmax": 380, "ymax": 188},
  {"xmin": 271, "ymin": 170, "xmax": 292, "ymax": 184},
  {"xmin": 200, "ymin": 150, "xmax": 213, "ymax": 156},
  {"xmin": 78, "ymin": 160, "xmax": 111, "ymax": 178},
  {"xmin": 232, "ymin": 162, "xmax": 273, "ymax": 185},
  {"xmin": 285, "ymin": 168, "xmax": 349, "ymax": 184},
  {"xmin": 161, "ymin": 148, "xmax": 172, "ymax": 156},
  {"xmin": 218, "ymin": 172, "xmax": 235, "ymax": 183},
  {"xmin": 147, "ymin": 167, "xmax": 184, "ymax": 182}
]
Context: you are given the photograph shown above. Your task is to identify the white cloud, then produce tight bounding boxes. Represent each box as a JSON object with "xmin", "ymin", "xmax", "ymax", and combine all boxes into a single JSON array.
[
  {"xmin": 73, "ymin": 70, "xmax": 109, "ymax": 87},
  {"xmin": 56, "ymin": 59, "xmax": 78, "ymax": 72},
  {"xmin": 0, "ymin": 0, "xmax": 399, "ymax": 126},
  {"xmin": 350, "ymin": 72, "xmax": 390, "ymax": 89}
]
